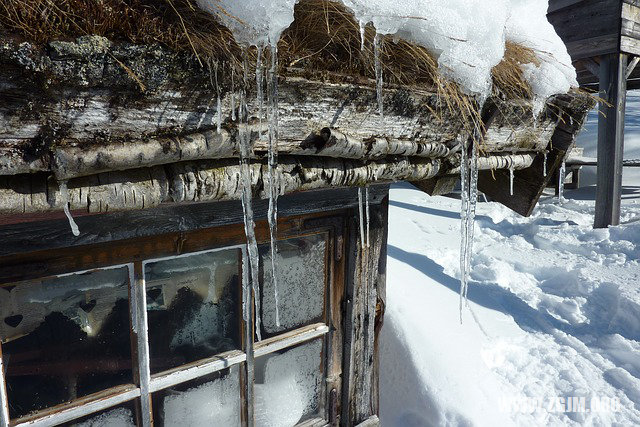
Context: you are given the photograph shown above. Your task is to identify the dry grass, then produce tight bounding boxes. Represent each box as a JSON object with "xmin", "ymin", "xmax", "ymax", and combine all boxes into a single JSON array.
[
  {"xmin": 0, "ymin": 0, "xmax": 542, "ymax": 132},
  {"xmin": 0, "ymin": 0, "xmax": 241, "ymax": 63}
]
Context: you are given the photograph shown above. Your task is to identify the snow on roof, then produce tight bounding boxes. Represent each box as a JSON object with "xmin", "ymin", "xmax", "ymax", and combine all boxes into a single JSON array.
[{"xmin": 201, "ymin": 0, "xmax": 577, "ymax": 106}]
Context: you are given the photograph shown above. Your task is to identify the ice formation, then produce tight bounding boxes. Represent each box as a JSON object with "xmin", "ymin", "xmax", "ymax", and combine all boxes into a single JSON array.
[
  {"xmin": 266, "ymin": 44, "xmax": 281, "ymax": 328},
  {"xmin": 459, "ymin": 138, "xmax": 478, "ymax": 322},
  {"xmin": 76, "ymin": 407, "xmax": 135, "ymax": 427},
  {"xmin": 543, "ymin": 151, "xmax": 548, "ymax": 177},
  {"xmin": 558, "ymin": 160, "xmax": 566, "ymax": 203},
  {"xmin": 261, "ymin": 236, "xmax": 326, "ymax": 334},
  {"xmin": 199, "ymin": 0, "xmax": 575, "ymax": 101},
  {"xmin": 163, "ymin": 366, "xmax": 241, "ymax": 426},
  {"xmin": 59, "ymin": 181, "xmax": 80, "ymax": 236},
  {"xmin": 255, "ymin": 339, "xmax": 322, "ymax": 426},
  {"xmin": 358, "ymin": 187, "xmax": 366, "ymax": 249}
]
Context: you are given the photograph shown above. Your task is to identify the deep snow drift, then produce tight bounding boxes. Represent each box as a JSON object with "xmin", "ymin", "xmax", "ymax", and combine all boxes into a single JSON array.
[{"xmin": 380, "ymin": 98, "xmax": 640, "ymax": 425}]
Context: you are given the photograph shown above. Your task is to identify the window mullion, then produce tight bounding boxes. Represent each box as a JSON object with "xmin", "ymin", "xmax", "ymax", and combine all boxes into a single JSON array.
[
  {"xmin": 0, "ymin": 344, "xmax": 9, "ymax": 427},
  {"xmin": 130, "ymin": 262, "xmax": 153, "ymax": 426}
]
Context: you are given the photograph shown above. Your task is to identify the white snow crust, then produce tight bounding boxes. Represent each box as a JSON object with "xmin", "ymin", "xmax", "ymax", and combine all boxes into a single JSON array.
[
  {"xmin": 198, "ymin": 0, "xmax": 576, "ymax": 101},
  {"xmin": 380, "ymin": 94, "xmax": 640, "ymax": 425}
]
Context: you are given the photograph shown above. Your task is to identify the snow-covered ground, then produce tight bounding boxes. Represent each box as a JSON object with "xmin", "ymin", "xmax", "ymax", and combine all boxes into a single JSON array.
[{"xmin": 380, "ymin": 96, "xmax": 640, "ymax": 425}]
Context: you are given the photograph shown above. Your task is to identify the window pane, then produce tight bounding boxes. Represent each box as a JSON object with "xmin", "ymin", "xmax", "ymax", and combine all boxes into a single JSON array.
[
  {"xmin": 145, "ymin": 248, "xmax": 241, "ymax": 374},
  {"xmin": 0, "ymin": 267, "xmax": 132, "ymax": 419},
  {"xmin": 61, "ymin": 400, "xmax": 136, "ymax": 427},
  {"xmin": 152, "ymin": 365, "xmax": 241, "ymax": 426},
  {"xmin": 255, "ymin": 339, "xmax": 324, "ymax": 426},
  {"xmin": 260, "ymin": 234, "xmax": 327, "ymax": 336}
]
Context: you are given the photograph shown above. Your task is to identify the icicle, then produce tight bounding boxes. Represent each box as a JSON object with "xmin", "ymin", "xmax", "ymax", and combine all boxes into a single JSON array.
[
  {"xmin": 365, "ymin": 185, "xmax": 370, "ymax": 248},
  {"xmin": 558, "ymin": 160, "xmax": 566, "ymax": 204},
  {"xmin": 373, "ymin": 32, "xmax": 384, "ymax": 119},
  {"xmin": 267, "ymin": 42, "xmax": 281, "ymax": 328},
  {"xmin": 216, "ymin": 96, "xmax": 222, "ymax": 133},
  {"xmin": 256, "ymin": 46, "xmax": 264, "ymax": 124},
  {"xmin": 359, "ymin": 21, "xmax": 366, "ymax": 51},
  {"xmin": 459, "ymin": 136, "xmax": 479, "ymax": 323},
  {"xmin": 358, "ymin": 187, "xmax": 366, "ymax": 248},
  {"xmin": 509, "ymin": 160, "xmax": 514, "ymax": 196},
  {"xmin": 238, "ymin": 48, "xmax": 262, "ymax": 341},
  {"xmin": 231, "ymin": 68, "xmax": 236, "ymax": 121},
  {"xmin": 543, "ymin": 151, "xmax": 547, "ymax": 177},
  {"xmin": 59, "ymin": 181, "xmax": 80, "ymax": 236}
]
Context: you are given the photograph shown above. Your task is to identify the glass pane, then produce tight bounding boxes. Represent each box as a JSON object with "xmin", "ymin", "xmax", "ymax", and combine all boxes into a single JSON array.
[
  {"xmin": 260, "ymin": 234, "xmax": 327, "ymax": 336},
  {"xmin": 152, "ymin": 365, "xmax": 241, "ymax": 426},
  {"xmin": 145, "ymin": 248, "xmax": 241, "ymax": 374},
  {"xmin": 61, "ymin": 400, "xmax": 137, "ymax": 427},
  {"xmin": 0, "ymin": 267, "xmax": 132, "ymax": 419},
  {"xmin": 255, "ymin": 339, "xmax": 324, "ymax": 426}
]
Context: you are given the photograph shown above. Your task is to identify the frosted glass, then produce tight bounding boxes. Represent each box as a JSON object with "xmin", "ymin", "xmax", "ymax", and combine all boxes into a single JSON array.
[
  {"xmin": 261, "ymin": 235, "xmax": 326, "ymax": 335},
  {"xmin": 255, "ymin": 339, "xmax": 323, "ymax": 426}
]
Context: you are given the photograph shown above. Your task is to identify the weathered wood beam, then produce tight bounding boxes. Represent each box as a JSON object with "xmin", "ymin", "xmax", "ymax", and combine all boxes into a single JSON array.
[
  {"xmin": 253, "ymin": 128, "xmax": 450, "ymax": 160},
  {"xmin": 595, "ymin": 53, "xmax": 628, "ymax": 228},
  {"xmin": 627, "ymin": 56, "xmax": 640, "ymax": 79},
  {"xmin": 0, "ymin": 157, "xmax": 439, "ymax": 215}
]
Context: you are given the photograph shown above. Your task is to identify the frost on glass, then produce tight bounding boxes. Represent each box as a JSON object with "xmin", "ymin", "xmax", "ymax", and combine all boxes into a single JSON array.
[
  {"xmin": 260, "ymin": 234, "xmax": 326, "ymax": 335},
  {"xmin": 70, "ymin": 407, "xmax": 135, "ymax": 427},
  {"xmin": 255, "ymin": 339, "xmax": 323, "ymax": 426},
  {"xmin": 145, "ymin": 248, "xmax": 241, "ymax": 373},
  {"xmin": 0, "ymin": 267, "xmax": 132, "ymax": 419},
  {"xmin": 158, "ymin": 365, "xmax": 241, "ymax": 427}
]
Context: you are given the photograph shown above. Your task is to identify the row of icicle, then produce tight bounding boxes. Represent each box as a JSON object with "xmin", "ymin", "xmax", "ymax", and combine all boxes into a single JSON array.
[{"xmin": 54, "ymin": 28, "xmax": 569, "ymax": 333}]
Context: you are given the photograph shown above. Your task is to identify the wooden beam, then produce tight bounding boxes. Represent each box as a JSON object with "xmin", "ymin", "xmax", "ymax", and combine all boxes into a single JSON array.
[
  {"xmin": 627, "ymin": 56, "xmax": 640, "ymax": 79},
  {"xmin": 595, "ymin": 54, "xmax": 628, "ymax": 228}
]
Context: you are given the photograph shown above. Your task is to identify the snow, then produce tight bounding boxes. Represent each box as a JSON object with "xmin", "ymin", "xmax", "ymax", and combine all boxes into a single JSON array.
[
  {"xmin": 162, "ymin": 366, "xmax": 241, "ymax": 426},
  {"xmin": 197, "ymin": 0, "xmax": 575, "ymax": 100},
  {"xmin": 255, "ymin": 339, "xmax": 323, "ymax": 426},
  {"xmin": 380, "ymin": 93, "xmax": 640, "ymax": 427},
  {"xmin": 75, "ymin": 407, "xmax": 134, "ymax": 427}
]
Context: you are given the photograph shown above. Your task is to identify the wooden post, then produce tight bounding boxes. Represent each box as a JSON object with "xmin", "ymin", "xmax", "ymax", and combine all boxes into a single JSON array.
[{"xmin": 595, "ymin": 53, "xmax": 627, "ymax": 228}]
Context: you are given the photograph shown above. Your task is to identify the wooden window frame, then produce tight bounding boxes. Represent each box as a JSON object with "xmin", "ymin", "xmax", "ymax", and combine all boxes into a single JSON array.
[{"xmin": 0, "ymin": 211, "xmax": 346, "ymax": 427}]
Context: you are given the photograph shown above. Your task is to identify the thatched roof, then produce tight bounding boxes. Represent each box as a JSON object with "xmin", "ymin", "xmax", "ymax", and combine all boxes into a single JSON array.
[{"xmin": 0, "ymin": 1, "xmax": 594, "ymax": 219}]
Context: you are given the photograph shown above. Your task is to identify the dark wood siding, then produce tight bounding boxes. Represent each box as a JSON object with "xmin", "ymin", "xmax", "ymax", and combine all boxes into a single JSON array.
[{"xmin": 547, "ymin": 0, "xmax": 622, "ymax": 60}]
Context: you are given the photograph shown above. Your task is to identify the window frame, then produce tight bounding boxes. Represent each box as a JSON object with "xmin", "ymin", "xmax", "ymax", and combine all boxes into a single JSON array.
[{"xmin": 0, "ymin": 210, "xmax": 346, "ymax": 427}]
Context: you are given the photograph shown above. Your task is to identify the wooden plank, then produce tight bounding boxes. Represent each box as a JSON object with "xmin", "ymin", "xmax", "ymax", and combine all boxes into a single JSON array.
[
  {"xmin": 0, "ymin": 185, "xmax": 388, "ymax": 259},
  {"xmin": 547, "ymin": 0, "xmax": 589, "ymax": 14},
  {"xmin": 479, "ymin": 94, "xmax": 594, "ymax": 216},
  {"xmin": 149, "ymin": 350, "xmax": 246, "ymax": 393},
  {"xmin": 11, "ymin": 385, "xmax": 139, "ymax": 427},
  {"xmin": 355, "ymin": 415, "xmax": 380, "ymax": 427},
  {"xmin": 547, "ymin": 0, "xmax": 621, "ymax": 60},
  {"xmin": 341, "ymin": 195, "xmax": 388, "ymax": 425},
  {"xmin": 563, "ymin": 35, "xmax": 620, "ymax": 60},
  {"xmin": 253, "ymin": 324, "xmax": 329, "ymax": 358},
  {"xmin": 595, "ymin": 54, "xmax": 628, "ymax": 228}
]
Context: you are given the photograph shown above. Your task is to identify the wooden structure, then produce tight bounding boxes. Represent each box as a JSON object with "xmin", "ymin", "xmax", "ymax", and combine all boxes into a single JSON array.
[
  {"xmin": 0, "ymin": 29, "xmax": 592, "ymax": 427},
  {"xmin": 548, "ymin": 0, "xmax": 640, "ymax": 227}
]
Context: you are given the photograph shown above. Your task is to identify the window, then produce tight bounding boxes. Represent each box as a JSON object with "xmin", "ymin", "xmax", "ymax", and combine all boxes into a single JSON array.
[{"xmin": 0, "ymin": 214, "xmax": 344, "ymax": 426}]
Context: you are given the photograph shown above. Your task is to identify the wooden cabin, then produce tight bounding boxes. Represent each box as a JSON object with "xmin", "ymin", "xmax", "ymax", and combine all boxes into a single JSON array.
[
  {"xmin": 0, "ymin": 5, "xmax": 592, "ymax": 427},
  {"xmin": 548, "ymin": 0, "xmax": 640, "ymax": 227}
]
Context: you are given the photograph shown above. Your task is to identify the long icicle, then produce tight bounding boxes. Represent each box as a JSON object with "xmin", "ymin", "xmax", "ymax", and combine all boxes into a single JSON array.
[
  {"xmin": 238, "ymin": 49, "xmax": 262, "ymax": 341},
  {"xmin": 459, "ymin": 134, "xmax": 479, "ymax": 323},
  {"xmin": 358, "ymin": 187, "xmax": 366, "ymax": 248},
  {"xmin": 365, "ymin": 185, "xmax": 370, "ymax": 248},
  {"xmin": 558, "ymin": 159, "xmax": 566, "ymax": 204},
  {"xmin": 373, "ymin": 32, "xmax": 384, "ymax": 119},
  {"xmin": 267, "ymin": 43, "xmax": 281, "ymax": 327},
  {"xmin": 60, "ymin": 181, "xmax": 80, "ymax": 236},
  {"xmin": 543, "ymin": 151, "xmax": 547, "ymax": 177}
]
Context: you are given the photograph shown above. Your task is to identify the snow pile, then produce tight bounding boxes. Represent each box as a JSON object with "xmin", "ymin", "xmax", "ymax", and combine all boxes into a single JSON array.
[
  {"xmin": 163, "ymin": 366, "xmax": 242, "ymax": 425},
  {"xmin": 381, "ymin": 182, "xmax": 640, "ymax": 425},
  {"xmin": 506, "ymin": 0, "xmax": 576, "ymax": 112},
  {"xmin": 199, "ymin": 0, "xmax": 576, "ymax": 101}
]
